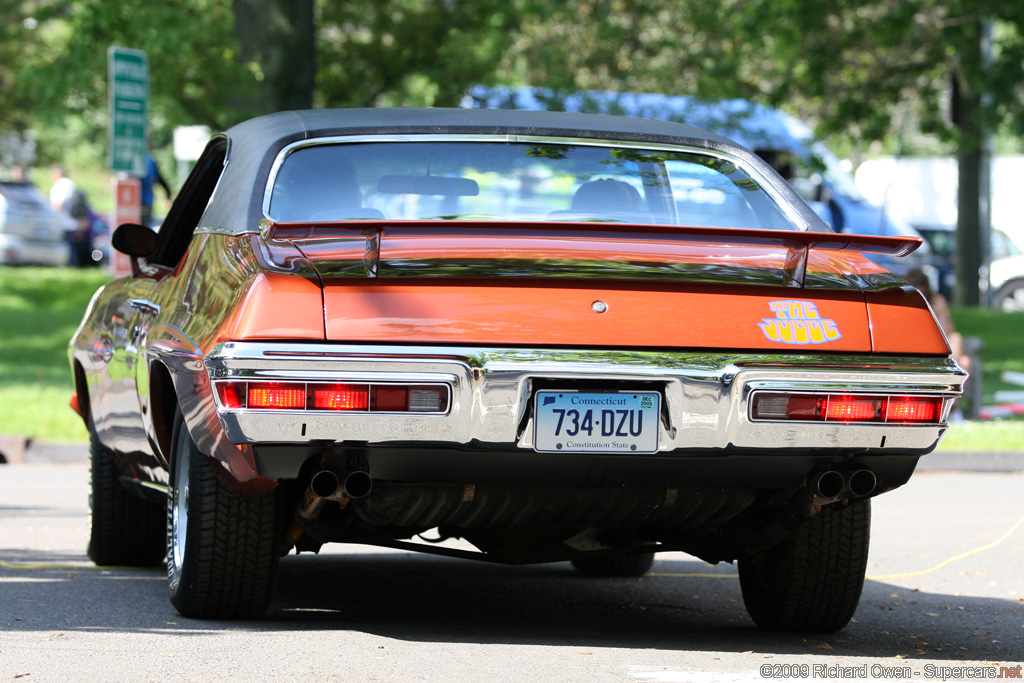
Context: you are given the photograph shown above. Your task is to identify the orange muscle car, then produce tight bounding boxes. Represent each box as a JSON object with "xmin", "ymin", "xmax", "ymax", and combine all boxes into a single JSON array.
[{"xmin": 69, "ymin": 109, "xmax": 966, "ymax": 630}]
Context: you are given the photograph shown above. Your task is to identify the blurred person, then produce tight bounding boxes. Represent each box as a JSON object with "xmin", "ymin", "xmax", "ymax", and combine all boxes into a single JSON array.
[
  {"xmin": 905, "ymin": 268, "xmax": 973, "ymax": 377},
  {"xmin": 65, "ymin": 189, "xmax": 97, "ymax": 267},
  {"xmin": 50, "ymin": 166, "xmax": 82, "ymax": 265},
  {"xmin": 141, "ymin": 152, "xmax": 173, "ymax": 227},
  {"xmin": 50, "ymin": 167, "xmax": 96, "ymax": 267},
  {"xmin": 49, "ymin": 166, "xmax": 77, "ymax": 230},
  {"xmin": 905, "ymin": 269, "xmax": 975, "ymax": 419}
]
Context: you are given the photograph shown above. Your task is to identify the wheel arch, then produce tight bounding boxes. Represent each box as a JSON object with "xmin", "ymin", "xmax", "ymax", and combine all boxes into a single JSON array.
[
  {"xmin": 72, "ymin": 359, "xmax": 91, "ymax": 427},
  {"xmin": 149, "ymin": 360, "xmax": 179, "ymax": 463}
]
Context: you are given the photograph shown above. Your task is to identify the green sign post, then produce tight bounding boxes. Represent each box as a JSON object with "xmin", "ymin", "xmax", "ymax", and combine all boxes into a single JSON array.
[{"xmin": 107, "ymin": 47, "xmax": 149, "ymax": 176}]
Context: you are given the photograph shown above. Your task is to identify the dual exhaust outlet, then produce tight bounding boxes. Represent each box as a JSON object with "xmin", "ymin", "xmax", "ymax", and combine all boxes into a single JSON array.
[
  {"xmin": 296, "ymin": 469, "xmax": 373, "ymax": 521},
  {"xmin": 812, "ymin": 468, "xmax": 877, "ymax": 500}
]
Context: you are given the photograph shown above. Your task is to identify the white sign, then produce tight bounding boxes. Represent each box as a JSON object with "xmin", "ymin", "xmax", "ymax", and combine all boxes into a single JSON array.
[{"xmin": 173, "ymin": 126, "xmax": 211, "ymax": 162}]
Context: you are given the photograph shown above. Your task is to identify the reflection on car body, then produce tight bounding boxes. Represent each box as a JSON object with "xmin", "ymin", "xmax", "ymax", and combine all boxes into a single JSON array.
[{"xmin": 69, "ymin": 109, "xmax": 966, "ymax": 631}]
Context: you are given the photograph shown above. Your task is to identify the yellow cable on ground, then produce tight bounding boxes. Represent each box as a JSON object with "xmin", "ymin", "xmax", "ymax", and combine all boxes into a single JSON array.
[
  {"xmin": 866, "ymin": 513, "xmax": 1024, "ymax": 581},
  {"xmin": 0, "ymin": 560, "xmax": 156, "ymax": 571}
]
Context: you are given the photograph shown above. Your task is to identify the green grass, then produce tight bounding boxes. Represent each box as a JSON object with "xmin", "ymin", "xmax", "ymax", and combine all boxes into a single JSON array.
[
  {"xmin": 0, "ymin": 267, "xmax": 1022, "ymax": 449},
  {"xmin": 937, "ymin": 307, "xmax": 1024, "ymax": 451},
  {"xmin": 0, "ymin": 267, "xmax": 111, "ymax": 442},
  {"xmin": 937, "ymin": 420, "xmax": 1024, "ymax": 451},
  {"xmin": 949, "ymin": 307, "xmax": 1024, "ymax": 406}
]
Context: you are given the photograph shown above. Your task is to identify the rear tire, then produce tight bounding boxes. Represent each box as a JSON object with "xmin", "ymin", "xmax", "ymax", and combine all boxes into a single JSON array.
[
  {"xmin": 572, "ymin": 552, "xmax": 655, "ymax": 577},
  {"xmin": 738, "ymin": 500, "xmax": 870, "ymax": 632},
  {"xmin": 87, "ymin": 423, "xmax": 165, "ymax": 567},
  {"xmin": 166, "ymin": 410, "xmax": 279, "ymax": 618}
]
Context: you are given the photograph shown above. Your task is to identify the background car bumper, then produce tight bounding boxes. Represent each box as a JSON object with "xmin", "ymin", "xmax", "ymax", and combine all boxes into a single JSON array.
[{"xmin": 0, "ymin": 233, "xmax": 69, "ymax": 266}]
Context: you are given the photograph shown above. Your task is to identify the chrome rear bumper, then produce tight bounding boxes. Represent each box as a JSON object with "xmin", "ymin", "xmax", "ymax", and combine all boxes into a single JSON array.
[{"xmin": 205, "ymin": 342, "xmax": 966, "ymax": 454}]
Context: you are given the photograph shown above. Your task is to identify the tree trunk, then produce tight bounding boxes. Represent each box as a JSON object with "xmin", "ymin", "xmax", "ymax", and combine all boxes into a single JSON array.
[
  {"xmin": 233, "ymin": 0, "xmax": 316, "ymax": 114},
  {"xmin": 952, "ymin": 19, "xmax": 990, "ymax": 308}
]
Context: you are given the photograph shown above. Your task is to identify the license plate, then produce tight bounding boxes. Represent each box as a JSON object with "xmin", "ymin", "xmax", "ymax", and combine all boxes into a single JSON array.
[{"xmin": 534, "ymin": 391, "xmax": 660, "ymax": 453}]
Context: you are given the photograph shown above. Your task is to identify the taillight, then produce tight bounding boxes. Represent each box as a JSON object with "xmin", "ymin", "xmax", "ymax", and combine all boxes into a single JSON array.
[
  {"xmin": 751, "ymin": 392, "xmax": 944, "ymax": 424},
  {"xmin": 825, "ymin": 396, "xmax": 882, "ymax": 422},
  {"xmin": 884, "ymin": 396, "xmax": 941, "ymax": 423},
  {"xmin": 312, "ymin": 384, "xmax": 369, "ymax": 410},
  {"xmin": 248, "ymin": 383, "xmax": 306, "ymax": 409},
  {"xmin": 216, "ymin": 382, "xmax": 245, "ymax": 409},
  {"xmin": 214, "ymin": 381, "xmax": 449, "ymax": 414},
  {"xmin": 407, "ymin": 387, "xmax": 447, "ymax": 412}
]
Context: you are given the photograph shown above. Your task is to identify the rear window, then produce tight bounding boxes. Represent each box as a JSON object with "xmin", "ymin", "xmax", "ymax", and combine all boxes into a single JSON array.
[{"xmin": 267, "ymin": 141, "xmax": 799, "ymax": 231}]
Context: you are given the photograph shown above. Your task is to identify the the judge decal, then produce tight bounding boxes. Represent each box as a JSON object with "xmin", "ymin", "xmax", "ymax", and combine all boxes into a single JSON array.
[{"xmin": 758, "ymin": 300, "xmax": 842, "ymax": 345}]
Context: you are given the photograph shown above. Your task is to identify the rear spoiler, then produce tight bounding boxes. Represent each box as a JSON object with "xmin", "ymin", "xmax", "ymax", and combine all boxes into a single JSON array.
[{"xmin": 262, "ymin": 220, "xmax": 921, "ymax": 289}]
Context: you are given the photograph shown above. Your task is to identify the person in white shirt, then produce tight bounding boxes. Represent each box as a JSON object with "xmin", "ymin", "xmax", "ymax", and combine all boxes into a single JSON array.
[
  {"xmin": 49, "ymin": 166, "xmax": 77, "ymax": 232},
  {"xmin": 50, "ymin": 166, "xmax": 94, "ymax": 266}
]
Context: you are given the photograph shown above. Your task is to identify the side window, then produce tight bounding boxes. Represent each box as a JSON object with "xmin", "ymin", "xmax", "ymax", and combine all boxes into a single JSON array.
[{"xmin": 149, "ymin": 138, "xmax": 228, "ymax": 269}]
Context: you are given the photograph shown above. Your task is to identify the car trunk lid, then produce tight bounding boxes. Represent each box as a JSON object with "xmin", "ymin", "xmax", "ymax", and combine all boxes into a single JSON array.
[{"xmin": 264, "ymin": 221, "xmax": 942, "ymax": 353}]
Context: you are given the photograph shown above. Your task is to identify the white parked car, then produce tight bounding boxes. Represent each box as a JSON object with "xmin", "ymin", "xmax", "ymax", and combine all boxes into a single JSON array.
[
  {"xmin": 0, "ymin": 180, "xmax": 69, "ymax": 266},
  {"xmin": 916, "ymin": 223, "xmax": 1024, "ymax": 310}
]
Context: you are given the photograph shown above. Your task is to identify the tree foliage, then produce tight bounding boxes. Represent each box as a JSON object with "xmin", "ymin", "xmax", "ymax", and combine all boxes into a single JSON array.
[
  {"xmin": 233, "ymin": 0, "xmax": 315, "ymax": 113},
  {"xmin": 501, "ymin": 0, "xmax": 1024, "ymax": 305},
  {"xmin": 6, "ymin": 0, "xmax": 1023, "ymax": 153},
  {"xmin": 1, "ymin": 0, "xmax": 522, "ymax": 165},
  {"xmin": 316, "ymin": 0, "xmax": 518, "ymax": 108},
  {"xmin": 4, "ymin": 0, "xmax": 250, "ymax": 160},
  {"xmin": 3, "ymin": 0, "xmax": 1024, "ymax": 305}
]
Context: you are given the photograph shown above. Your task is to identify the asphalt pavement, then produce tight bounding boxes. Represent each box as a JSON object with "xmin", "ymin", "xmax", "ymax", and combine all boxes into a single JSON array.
[{"xmin": 2, "ymin": 460, "xmax": 1022, "ymax": 681}]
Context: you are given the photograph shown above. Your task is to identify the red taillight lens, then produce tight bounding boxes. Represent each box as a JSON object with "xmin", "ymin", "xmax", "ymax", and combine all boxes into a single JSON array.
[
  {"xmin": 216, "ymin": 382, "xmax": 245, "ymax": 409},
  {"xmin": 214, "ymin": 381, "xmax": 449, "ymax": 413},
  {"xmin": 372, "ymin": 386, "xmax": 408, "ymax": 411},
  {"xmin": 247, "ymin": 383, "xmax": 306, "ymax": 409},
  {"xmin": 825, "ymin": 396, "xmax": 882, "ymax": 422},
  {"xmin": 312, "ymin": 384, "xmax": 369, "ymax": 410},
  {"xmin": 884, "ymin": 396, "xmax": 942, "ymax": 423},
  {"xmin": 752, "ymin": 393, "xmax": 943, "ymax": 424}
]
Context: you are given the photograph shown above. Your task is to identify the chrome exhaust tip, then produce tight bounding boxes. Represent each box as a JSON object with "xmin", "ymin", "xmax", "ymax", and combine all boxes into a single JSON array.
[
  {"xmin": 309, "ymin": 469, "xmax": 372, "ymax": 501},
  {"xmin": 296, "ymin": 470, "xmax": 373, "ymax": 522},
  {"xmin": 847, "ymin": 469, "xmax": 877, "ymax": 497},
  {"xmin": 814, "ymin": 470, "xmax": 846, "ymax": 499}
]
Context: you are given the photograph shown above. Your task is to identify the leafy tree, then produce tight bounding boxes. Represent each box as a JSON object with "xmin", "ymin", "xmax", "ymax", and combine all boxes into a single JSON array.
[
  {"xmin": 2, "ymin": 0, "xmax": 521, "ymax": 167},
  {"xmin": 498, "ymin": 2, "xmax": 759, "ymax": 100},
  {"xmin": 233, "ymin": 0, "xmax": 315, "ymax": 112},
  {"xmin": 503, "ymin": 0, "xmax": 1024, "ymax": 306},
  {"xmin": 316, "ymin": 0, "xmax": 519, "ymax": 108},
  {"xmin": 5, "ymin": 0, "xmax": 1023, "ymax": 306},
  {"xmin": 728, "ymin": 1, "xmax": 1024, "ymax": 305},
  {"xmin": 18, "ymin": 1, "xmax": 252, "ymax": 136}
]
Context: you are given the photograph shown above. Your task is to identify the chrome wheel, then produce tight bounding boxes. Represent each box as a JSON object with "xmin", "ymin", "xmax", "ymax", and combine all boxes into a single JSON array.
[
  {"xmin": 166, "ymin": 409, "xmax": 279, "ymax": 618},
  {"xmin": 168, "ymin": 422, "xmax": 191, "ymax": 589}
]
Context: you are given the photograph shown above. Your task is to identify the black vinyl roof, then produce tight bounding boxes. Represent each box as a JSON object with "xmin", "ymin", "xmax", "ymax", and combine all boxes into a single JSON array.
[{"xmin": 199, "ymin": 107, "xmax": 826, "ymax": 233}]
